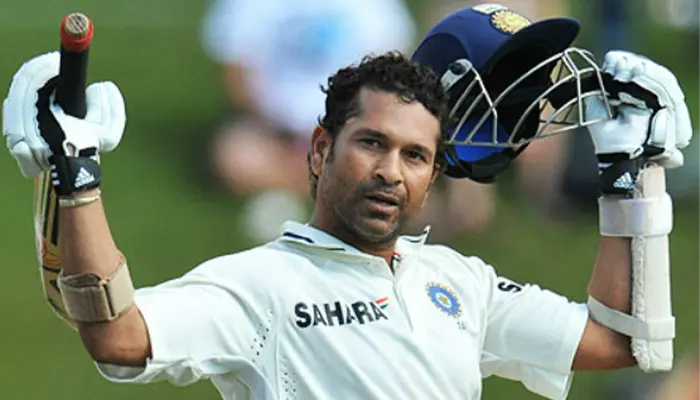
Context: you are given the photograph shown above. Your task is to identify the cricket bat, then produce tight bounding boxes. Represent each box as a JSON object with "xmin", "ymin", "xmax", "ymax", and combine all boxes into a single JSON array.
[
  {"xmin": 34, "ymin": 12, "xmax": 94, "ymax": 329},
  {"xmin": 631, "ymin": 164, "xmax": 675, "ymax": 371}
]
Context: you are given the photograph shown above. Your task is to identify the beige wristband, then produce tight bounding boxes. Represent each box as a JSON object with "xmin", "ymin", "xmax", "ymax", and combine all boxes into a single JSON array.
[{"xmin": 58, "ymin": 189, "xmax": 102, "ymax": 208}]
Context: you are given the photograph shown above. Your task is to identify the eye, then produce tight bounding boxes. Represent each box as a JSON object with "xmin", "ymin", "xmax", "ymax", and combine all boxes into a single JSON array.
[
  {"xmin": 360, "ymin": 138, "xmax": 382, "ymax": 148},
  {"xmin": 405, "ymin": 150, "xmax": 427, "ymax": 162}
]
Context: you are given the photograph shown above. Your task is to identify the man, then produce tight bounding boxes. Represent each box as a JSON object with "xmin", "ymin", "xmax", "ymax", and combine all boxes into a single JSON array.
[{"xmin": 2, "ymin": 6, "xmax": 691, "ymax": 400}]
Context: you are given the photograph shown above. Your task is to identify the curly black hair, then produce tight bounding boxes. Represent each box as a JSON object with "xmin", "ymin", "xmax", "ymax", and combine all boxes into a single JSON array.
[{"xmin": 308, "ymin": 51, "xmax": 450, "ymax": 199}]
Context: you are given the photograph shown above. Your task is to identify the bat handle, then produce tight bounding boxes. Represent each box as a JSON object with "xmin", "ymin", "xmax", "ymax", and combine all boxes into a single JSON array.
[
  {"xmin": 55, "ymin": 13, "xmax": 93, "ymax": 119},
  {"xmin": 56, "ymin": 50, "xmax": 89, "ymax": 118}
]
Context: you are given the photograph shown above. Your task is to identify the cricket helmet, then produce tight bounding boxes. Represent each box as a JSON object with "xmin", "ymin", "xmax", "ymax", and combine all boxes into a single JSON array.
[{"xmin": 412, "ymin": 4, "xmax": 612, "ymax": 183}]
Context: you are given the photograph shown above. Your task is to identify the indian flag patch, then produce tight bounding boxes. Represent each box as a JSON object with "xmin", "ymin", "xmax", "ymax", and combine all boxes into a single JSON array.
[
  {"xmin": 376, "ymin": 297, "xmax": 389, "ymax": 309},
  {"xmin": 472, "ymin": 3, "xmax": 508, "ymax": 15}
]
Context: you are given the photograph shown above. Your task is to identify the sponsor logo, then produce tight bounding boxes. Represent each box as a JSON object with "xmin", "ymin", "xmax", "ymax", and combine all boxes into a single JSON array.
[
  {"xmin": 74, "ymin": 167, "xmax": 96, "ymax": 188},
  {"xmin": 613, "ymin": 172, "xmax": 635, "ymax": 190},
  {"xmin": 294, "ymin": 298, "xmax": 389, "ymax": 328}
]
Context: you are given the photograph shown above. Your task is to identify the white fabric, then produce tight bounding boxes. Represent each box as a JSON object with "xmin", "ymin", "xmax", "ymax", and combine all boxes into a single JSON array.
[
  {"xmin": 201, "ymin": 0, "xmax": 416, "ymax": 136},
  {"xmin": 587, "ymin": 296, "xmax": 675, "ymax": 340},
  {"xmin": 96, "ymin": 221, "xmax": 587, "ymax": 400},
  {"xmin": 598, "ymin": 193, "xmax": 673, "ymax": 237},
  {"xmin": 585, "ymin": 50, "xmax": 692, "ymax": 168},
  {"xmin": 2, "ymin": 52, "xmax": 126, "ymax": 178},
  {"xmin": 629, "ymin": 166, "xmax": 675, "ymax": 372}
]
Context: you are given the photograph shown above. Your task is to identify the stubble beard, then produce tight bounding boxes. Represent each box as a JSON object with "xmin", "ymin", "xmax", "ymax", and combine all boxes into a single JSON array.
[
  {"xmin": 338, "ymin": 201, "xmax": 400, "ymax": 244},
  {"xmin": 330, "ymin": 183, "xmax": 404, "ymax": 246}
]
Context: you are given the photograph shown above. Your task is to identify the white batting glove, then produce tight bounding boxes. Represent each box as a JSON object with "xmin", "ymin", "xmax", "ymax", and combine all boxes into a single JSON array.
[
  {"xmin": 585, "ymin": 51, "xmax": 693, "ymax": 194},
  {"xmin": 2, "ymin": 51, "xmax": 126, "ymax": 179}
]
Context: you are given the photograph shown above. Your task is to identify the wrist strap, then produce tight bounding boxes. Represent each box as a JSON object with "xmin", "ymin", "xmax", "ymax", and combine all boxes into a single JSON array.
[
  {"xmin": 50, "ymin": 152, "xmax": 102, "ymax": 196},
  {"xmin": 598, "ymin": 156, "xmax": 646, "ymax": 195},
  {"xmin": 58, "ymin": 190, "xmax": 102, "ymax": 208}
]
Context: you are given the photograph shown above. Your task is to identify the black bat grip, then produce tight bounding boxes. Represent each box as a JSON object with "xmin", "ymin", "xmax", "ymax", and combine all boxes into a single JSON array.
[
  {"xmin": 55, "ymin": 14, "xmax": 93, "ymax": 119},
  {"xmin": 55, "ymin": 47, "xmax": 89, "ymax": 119}
]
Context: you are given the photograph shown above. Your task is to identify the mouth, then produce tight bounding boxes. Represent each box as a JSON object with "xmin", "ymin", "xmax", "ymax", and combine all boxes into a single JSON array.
[{"xmin": 364, "ymin": 192, "xmax": 400, "ymax": 209}]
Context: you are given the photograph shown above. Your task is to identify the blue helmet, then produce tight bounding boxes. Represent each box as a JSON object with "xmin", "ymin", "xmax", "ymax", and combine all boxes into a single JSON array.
[{"xmin": 413, "ymin": 4, "xmax": 611, "ymax": 182}]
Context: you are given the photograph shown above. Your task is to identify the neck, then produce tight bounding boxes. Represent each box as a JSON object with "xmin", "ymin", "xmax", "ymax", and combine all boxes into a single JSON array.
[{"xmin": 309, "ymin": 214, "xmax": 397, "ymax": 266}]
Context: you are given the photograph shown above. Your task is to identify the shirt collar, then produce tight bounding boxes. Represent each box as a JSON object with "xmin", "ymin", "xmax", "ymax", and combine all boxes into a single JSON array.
[{"xmin": 278, "ymin": 221, "xmax": 430, "ymax": 257}]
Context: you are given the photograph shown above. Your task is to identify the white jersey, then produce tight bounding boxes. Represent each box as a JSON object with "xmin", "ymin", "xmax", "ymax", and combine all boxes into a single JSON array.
[{"xmin": 97, "ymin": 221, "xmax": 588, "ymax": 399}]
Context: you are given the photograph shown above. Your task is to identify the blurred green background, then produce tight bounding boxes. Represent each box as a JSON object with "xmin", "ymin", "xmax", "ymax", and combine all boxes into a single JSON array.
[{"xmin": 0, "ymin": 1, "xmax": 697, "ymax": 399}]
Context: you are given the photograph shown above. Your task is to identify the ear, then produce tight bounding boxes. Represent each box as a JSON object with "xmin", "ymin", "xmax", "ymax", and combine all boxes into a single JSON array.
[
  {"xmin": 422, "ymin": 167, "xmax": 440, "ymax": 208},
  {"xmin": 310, "ymin": 125, "xmax": 332, "ymax": 177},
  {"xmin": 430, "ymin": 166, "xmax": 439, "ymax": 186}
]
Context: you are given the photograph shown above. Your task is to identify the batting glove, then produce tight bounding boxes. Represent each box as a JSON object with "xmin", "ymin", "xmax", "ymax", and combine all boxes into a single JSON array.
[
  {"xmin": 3, "ymin": 52, "xmax": 125, "ymax": 195},
  {"xmin": 585, "ymin": 50, "xmax": 692, "ymax": 195}
]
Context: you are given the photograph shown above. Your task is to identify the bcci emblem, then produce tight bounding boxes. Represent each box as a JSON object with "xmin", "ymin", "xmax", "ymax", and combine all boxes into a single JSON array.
[
  {"xmin": 490, "ymin": 10, "xmax": 531, "ymax": 34},
  {"xmin": 426, "ymin": 282, "xmax": 462, "ymax": 318}
]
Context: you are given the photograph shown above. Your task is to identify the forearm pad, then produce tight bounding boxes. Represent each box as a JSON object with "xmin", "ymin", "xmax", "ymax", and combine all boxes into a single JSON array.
[{"xmin": 589, "ymin": 166, "xmax": 675, "ymax": 372}]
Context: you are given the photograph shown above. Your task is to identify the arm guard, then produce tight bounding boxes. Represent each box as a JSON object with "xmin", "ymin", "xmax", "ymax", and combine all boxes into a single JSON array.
[{"xmin": 589, "ymin": 165, "xmax": 675, "ymax": 372}]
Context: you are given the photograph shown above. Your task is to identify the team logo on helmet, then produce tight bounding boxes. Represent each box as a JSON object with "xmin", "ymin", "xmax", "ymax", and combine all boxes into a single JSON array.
[
  {"xmin": 491, "ymin": 9, "xmax": 531, "ymax": 34},
  {"xmin": 426, "ymin": 282, "xmax": 462, "ymax": 318}
]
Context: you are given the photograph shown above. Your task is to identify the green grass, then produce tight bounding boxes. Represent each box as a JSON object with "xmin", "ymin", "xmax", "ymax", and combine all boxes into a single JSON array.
[{"xmin": 0, "ymin": 1, "xmax": 697, "ymax": 399}]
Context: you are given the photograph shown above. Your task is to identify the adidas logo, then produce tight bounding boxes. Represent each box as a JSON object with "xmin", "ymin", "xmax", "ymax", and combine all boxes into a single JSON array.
[
  {"xmin": 613, "ymin": 172, "xmax": 635, "ymax": 190},
  {"xmin": 74, "ymin": 167, "xmax": 96, "ymax": 188}
]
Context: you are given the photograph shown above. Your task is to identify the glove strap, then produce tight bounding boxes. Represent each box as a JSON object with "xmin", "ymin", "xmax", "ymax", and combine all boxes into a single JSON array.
[
  {"xmin": 598, "ymin": 156, "xmax": 646, "ymax": 196},
  {"xmin": 50, "ymin": 153, "xmax": 101, "ymax": 197}
]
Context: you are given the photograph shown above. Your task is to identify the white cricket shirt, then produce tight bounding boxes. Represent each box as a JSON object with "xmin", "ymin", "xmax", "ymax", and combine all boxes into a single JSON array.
[{"xmin": 97, "ymin": 221, "xmax": 588, "ymax": 399}]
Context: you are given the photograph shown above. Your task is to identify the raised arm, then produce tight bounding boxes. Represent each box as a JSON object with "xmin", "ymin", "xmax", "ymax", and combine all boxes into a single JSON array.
[
  {"xmin": 3, "ymin": 51, "xmax": 147, "ymax": 365},
  {"xmin": 59, "ymin": 189, "xmax": 151, "ymax": 366},
  {"xmin": 4, "ymin": 53, "xmax": 281, "ymax": 385}
]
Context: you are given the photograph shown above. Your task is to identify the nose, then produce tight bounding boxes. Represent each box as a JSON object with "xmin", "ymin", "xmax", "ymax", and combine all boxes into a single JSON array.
[{"xmin": 374, "ymin": 151, "xmax": 403, "ymax": 186}]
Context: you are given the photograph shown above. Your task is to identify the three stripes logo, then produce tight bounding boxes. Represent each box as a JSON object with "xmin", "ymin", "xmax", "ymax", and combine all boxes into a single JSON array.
[
  {"xmin": 612, "ymin": 172, "xmax": 635, "ymax": 190},
  {"xmin": 74, "ymin": 167, "xmax": 96, "ymax": 188},
  {"xmin": 50, "ymin": 165, "xmax": 96, "ymax": 189}
]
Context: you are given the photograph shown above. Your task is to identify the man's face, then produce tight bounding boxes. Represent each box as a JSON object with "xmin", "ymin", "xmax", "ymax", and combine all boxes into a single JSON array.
[{"xmin": 311, "ymin": 88, "xmax": 440, "ymax": 244}]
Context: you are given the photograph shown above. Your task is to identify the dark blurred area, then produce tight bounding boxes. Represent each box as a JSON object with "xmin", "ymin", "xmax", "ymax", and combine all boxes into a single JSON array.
[{"xmin": 0, "ymin": 1, "xmax": 697, "ymax": 399}]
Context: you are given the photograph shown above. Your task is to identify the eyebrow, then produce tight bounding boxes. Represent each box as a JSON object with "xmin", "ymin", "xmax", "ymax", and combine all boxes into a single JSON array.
[
  {"xmin": 354, "ymin": 128, "xmax": 434, "ymax": 156},
  {"xmin": 355, "ymin": 128, "xmax": 386, "ymax": 140}
]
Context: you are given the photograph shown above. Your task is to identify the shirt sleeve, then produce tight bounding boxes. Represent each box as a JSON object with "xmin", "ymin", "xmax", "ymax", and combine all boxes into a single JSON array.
[
  {"xmin": 479, "ymin": 261, "xmax": 589, "ymax": 400},
  {"xmin": 95, "ymin": 257, "xmax": 278, "ymax": 387}
]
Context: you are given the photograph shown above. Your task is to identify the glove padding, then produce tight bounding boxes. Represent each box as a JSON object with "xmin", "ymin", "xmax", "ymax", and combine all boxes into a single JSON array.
[
  {"xmin": 585, "ymin": 50, "xmax": 692, "ymax": 170},
  {"xmin": 2, "ymin": 52, "xmax": 126, "ymax": 179}
]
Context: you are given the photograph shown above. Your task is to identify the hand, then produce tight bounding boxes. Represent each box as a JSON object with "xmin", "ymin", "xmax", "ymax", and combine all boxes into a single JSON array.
[
  {"xmin": 584, "ymin": 51, "xmax": 693, "ymax": 194},
  {"xmin": 585, "ymin": 50, "xmax": 692, "ymax": 170},
  {"xmin": 3, "ymin": 52, "xmax": 126, "ymax": 179}
]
